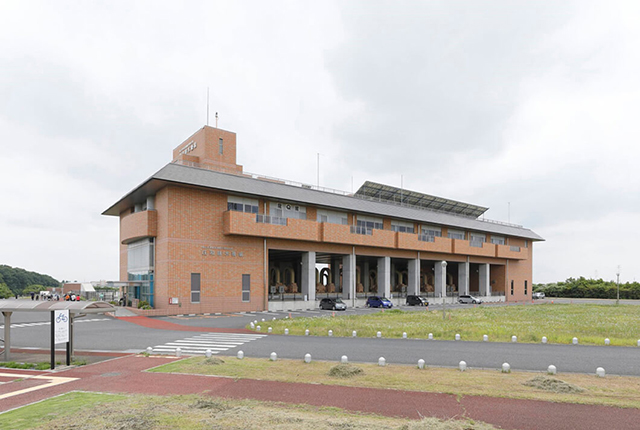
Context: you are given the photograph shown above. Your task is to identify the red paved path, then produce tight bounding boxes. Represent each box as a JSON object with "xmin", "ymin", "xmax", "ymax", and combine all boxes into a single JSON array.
[{"xmin": 1, "ymin": 355, "xmax": 639, "ymax": 429}]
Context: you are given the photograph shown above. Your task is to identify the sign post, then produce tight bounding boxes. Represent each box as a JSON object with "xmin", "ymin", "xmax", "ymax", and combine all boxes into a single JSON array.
[{"xmin": 50, "ymin": 309, "xmax": 70, "ymax": 369}]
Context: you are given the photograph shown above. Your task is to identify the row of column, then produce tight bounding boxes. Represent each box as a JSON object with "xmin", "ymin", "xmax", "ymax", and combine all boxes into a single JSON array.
[{"xmin": 300, "ymin": 252, "xmax": 492, "ymax": 301}]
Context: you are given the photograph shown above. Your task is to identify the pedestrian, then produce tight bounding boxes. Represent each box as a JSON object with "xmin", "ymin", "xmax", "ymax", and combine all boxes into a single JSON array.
[
  {"xmin": 31, "ymin": 292, "xmax": 35, "ymax": 300},
  {"xmin": 123, "ymin": 293, "xmax": 127, "ymax": 307}
]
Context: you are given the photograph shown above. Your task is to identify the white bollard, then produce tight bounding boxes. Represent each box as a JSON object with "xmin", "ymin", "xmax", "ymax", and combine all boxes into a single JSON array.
[
  {"xmin": 176, "ymin": 347, "xmax": 182, "ymax": 357},
  {"xmin": 256, "ymin": 325, "xmax": 261, "ymax": 331},
  {"xmin": 262, "ymin": 318, "xmax": 265, "ymax": 322},
  {"xmin": 418, "ymin": 359, "xmax": 425, "ymax": 369},
  {"xmin": 254, "ymin": 320, "xmax": 258, "ymax": 324},
  {"xmin": 328, "ymin": 330, "xmax": 333, "ymax": 337},
  {"xmin": 237, "ymin": 350, "xmax": 244, "ymax": 359},
  {"xmin": 403, "ymin": 332, "xmax": 407, "ymax": 339},
  {"xmin": 268, "ymin": 327, "xmax": 272, "ymax": 333},
  {"xmin": 146, "ymin": 346, "xmax": 153, "ymax": 354},
  {"xmin": 483, "ymin": 335, "xmax": 488, "ymax": 342},
  {"xmin": 455, "ymin": 334, "xmax": 461, "ymax": 341},
  {"xmin": 270, "ymin": 352, "xmax": 277, "ymax": 361},
  {"xmin": 284, "ymin": 328, "xmax": 289, "ymax": 335},
  {"xmin": 542, "ymin": 336, "xmax": 548, "ymax": 344},
  {"xmin": 341, "ymin": 355, "xmax": 348, "ymax": 364},
  {"xmin": 305, "ymin": 329, "xmax": 309, "ymax": 336},
  {"xmin": 377, "ymin": 331, "xmax": 382, "ymax": 338},
  {"xmin": 572, "ymin": 337, "xmax": 578, "ymax": 345},
  {"xmin": 511, "ymin": 336, "xmax": 517, "ymax": 343},
  {"xmin": 304, "ymin": 353, "xmax": 311, "ymax": 363},
  {"xmin": 205, "ymin": 349, "xmax": 212, "ymax": 358},
  {"xmin": 637, "ymin": 340, "xmax": 640, "ymax": 347},
  {"xmin": 273, "ymin": 317, "xmax": 276, "ymax": 320},
  {"xmin": 596, "ymin": 367, "xmax": 605, "ymax": 378},
  {"xmin": 604, "ymin": 338, "xmax": 610, "ymax": 345},
  {"xmin": 378, "ymin": 357, "xmax": 386, "ymax": 367},
  {"xmin": 250, "ymin": 322, "xmax": 255, "ymax": 329},
  {"xmin": 428, "ymin": 333, "xmax": 433, "ymax": 340},
  {"xmin": 502, "ymin": 363, "xmax": 511, "ymax": 373},
  {"xmin": 459, "ymin": 361, "xmax": 467, "ymax": 372},
  {"xmin": 352, "ymin": 330, "xmax": 357, "ymax": 337},
  {"xmin": 547, "ymin": 365, "xmax": 557, "ymax": 375}
]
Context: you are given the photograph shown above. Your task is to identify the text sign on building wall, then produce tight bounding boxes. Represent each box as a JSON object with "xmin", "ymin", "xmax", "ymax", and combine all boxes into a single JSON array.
[
  {"xmin": 201, "ymin": 246, "xmax": 243, "ymax": 258},
  {"xmin": 54, "ymin": 310, "xmax": 69, "ymax": 344}
]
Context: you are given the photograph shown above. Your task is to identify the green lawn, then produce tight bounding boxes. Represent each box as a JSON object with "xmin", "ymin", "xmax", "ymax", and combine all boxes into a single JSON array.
[
  {"xmin": 1, "ymin": 391, "xmax": 495, "ymax": 430},
  {"xmin": 256, "ymin": 304, "xmax": 640, "ymax": 345}
]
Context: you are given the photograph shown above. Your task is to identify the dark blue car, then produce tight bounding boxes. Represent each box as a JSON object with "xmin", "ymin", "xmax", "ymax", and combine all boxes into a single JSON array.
[{"xmin": 366, "ymin": 296, "xmax": 393, "ymax": 308}]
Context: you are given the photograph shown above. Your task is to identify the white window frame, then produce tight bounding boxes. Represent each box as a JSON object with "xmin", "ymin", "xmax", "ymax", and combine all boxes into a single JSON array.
[{"xmin": 447, "ymin": 229, "xmax": 465, "ymax": 240}]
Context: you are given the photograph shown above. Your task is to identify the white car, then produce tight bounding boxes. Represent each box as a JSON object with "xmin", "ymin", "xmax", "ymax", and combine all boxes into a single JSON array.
[
  {"xmin": 458, "ymin": 295, "xmax": 482, "ymax": 304},
  {"xmin": 532, "ymin": 292, "xmax": 546, "ymax": 299}
]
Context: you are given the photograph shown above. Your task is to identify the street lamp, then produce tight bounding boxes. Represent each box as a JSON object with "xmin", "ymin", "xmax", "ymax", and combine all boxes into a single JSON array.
[
  {"xmin": 616, "ymin": 266, "xmax": 621, "ymax": 306},
  {"xmin": 441, "ymin": 261, "xmax": 448, "ymax": 320}
]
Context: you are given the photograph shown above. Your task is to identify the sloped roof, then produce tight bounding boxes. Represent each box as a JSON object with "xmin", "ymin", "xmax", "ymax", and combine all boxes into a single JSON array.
[{"xmin": 103, "ymin": 163, "xmax": 543, "ymax": 241}]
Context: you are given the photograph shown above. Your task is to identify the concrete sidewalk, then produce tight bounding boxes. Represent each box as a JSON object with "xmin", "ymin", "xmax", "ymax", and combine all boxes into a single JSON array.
[{"xmin": 1, "ymin": 355, "xmax": 639, "ymax": 429}]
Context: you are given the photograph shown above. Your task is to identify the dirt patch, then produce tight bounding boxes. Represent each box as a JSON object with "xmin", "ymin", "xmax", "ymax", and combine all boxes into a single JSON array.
[
  {"xmin": 328, "ymin": 364, "xmax": 364, "ymax": 378},
  {"xmin": 201, "ymin": 357, "xmax": 225, "ymax": 366},
  {"xmin": 522, "ymin": 376, "xmax": 584, "ymax": 394}
]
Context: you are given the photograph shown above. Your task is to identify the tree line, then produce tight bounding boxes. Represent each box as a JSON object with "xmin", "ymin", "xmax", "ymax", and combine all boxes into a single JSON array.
[
  {"xmin": 534, "ymin": 277, "xmax": 640, "ymax": 300},
  {"xmin": 0, "ymin": 265, "xmax": 60, "ymax": 298}
]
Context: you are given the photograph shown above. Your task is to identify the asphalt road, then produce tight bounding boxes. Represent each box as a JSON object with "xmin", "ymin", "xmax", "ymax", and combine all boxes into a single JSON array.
[{"xmin": 3, "ymin": 299, "xmax": 639, "ymax": 376}]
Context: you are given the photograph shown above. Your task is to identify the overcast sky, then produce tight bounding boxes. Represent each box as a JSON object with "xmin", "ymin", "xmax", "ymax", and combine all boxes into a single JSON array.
[{"xmin": 1, "ymin": 1, "xmax": 638, "ymax": 284}]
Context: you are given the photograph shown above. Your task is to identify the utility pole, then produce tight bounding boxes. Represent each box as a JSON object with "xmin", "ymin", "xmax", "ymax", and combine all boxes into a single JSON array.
[{"xmin": 441, "ymin": 261, "xmax": 448, "ymax": 320}]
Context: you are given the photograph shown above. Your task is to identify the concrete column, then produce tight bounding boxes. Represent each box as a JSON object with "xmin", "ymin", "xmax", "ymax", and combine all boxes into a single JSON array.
[
  {"xmin": 435, "ymin": 261, "xmax": 447, "ymax": 297},
  {"xmin": 377, "ymin": 257, "xmax": 391, "ymax": 298},
  {"xmin": 479, "ymin": 263, "xmax": 490, "ymax": 296},
  {"xmin": 146, "ymin": 195, "xmax": 155, "ymax": 210},
  {"xmin": 301, "ymin": 251, "xmax": 316, "ymax": 302},
  {"xmin": 363, "ymin": 261, "xmax": 370, "ymax": 291},
  {"xmin": 331, "ymin": 258, "xmax": 341, "ymax": 292},
  {"xmin": 2, "ymin": 311, "xmax": 11, "ymax": 361},
  {"xmin": 408, "ymin": 258, "xmax": 420, "ymax": 295},
  {"xmin": 342, "ymin": 253, "xmax": 355, "ymax": 300},
  {"xmin": 458, "ymin": 261, "xmax": 470, "ymax": 296}
]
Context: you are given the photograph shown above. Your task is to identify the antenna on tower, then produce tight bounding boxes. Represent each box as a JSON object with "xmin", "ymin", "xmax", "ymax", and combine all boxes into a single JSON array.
[
  {"xmin": 215, "ymin": 112, "xmax": 218, "ymax": 128},
  {"xmin": 206, "ymin": 87, "xmax": 210, "ymax": 126}
]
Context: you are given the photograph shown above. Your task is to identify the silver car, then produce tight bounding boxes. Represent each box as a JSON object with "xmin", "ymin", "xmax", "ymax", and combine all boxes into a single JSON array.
[{"xmin": 458, "ymin": 295, "xmax": 482, "ymax": 304}]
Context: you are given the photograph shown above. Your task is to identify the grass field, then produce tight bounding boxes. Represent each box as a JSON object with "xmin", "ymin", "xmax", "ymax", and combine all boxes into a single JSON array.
[
  {"xmin": 152, "ymin": 356, "xmax": 640, "ymax": 409},
  {"xmin": 1, "ymin": 391, "xmax": 495, "ymax": 430},
  {"xmin": 256, "ymin": 304, "xmax": 640, "ymax": 345}
]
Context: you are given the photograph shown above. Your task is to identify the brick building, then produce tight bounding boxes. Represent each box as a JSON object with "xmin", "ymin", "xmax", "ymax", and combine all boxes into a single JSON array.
[{"xmin": 103, "ymin": 126, "xmax": 543, "ymax": 315}]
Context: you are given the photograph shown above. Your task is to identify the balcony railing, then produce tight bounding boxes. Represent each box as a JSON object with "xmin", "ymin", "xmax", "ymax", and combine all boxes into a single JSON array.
[
  {"xmin": 350, "ymin": 225, "xmax": 373, "ymax": 235},
  {"xmin": 256, "ymin": 214, "xmax": 287, "ymax": 226},
  {"xmin": 510, "ymin": 246, "xmax": 521, "ymax": 252}
]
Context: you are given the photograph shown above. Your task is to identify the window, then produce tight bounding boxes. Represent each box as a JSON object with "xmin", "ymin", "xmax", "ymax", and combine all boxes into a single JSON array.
[
  {"xmin": 421, "ymin": 225, "xmax": 442, "ymax": 238},
  {"xmin": 356, "ymin": 215, "xmax": 383, "ymax": 231},
  {"xmin": 242, "ymin": 274, "xmax": 250, "ymax": 302},
  {"xmin": 525, "ymin": 240, "xmax": 529, "ymax": 248},
  {"xmin": 317, "ymin": 209, "xmax": 348, "ymax": 225},
  {"xmin": 219, "ymin": 138, "xmax": 223, "ymax": 155},
  {"xmin": 524, "ymin": 280, "xmax": 528, "ymax": 295},
  {"xmin": 228, "ymin": 196, "xmax": 259, "ymax": 214},
  {"xmin": 490, "ymin": 236, "xmax": 505, "ymax": 245},
  {"xmin": 391, "ymin": 220, "xmax": 415, "ymax": 234},
  {"xmin": 270, "ymin": 202, "xmax": 307, "ymax": 220},
  {"xmin": 510, "ymin": 280, "xmax": 514, "ymax": 295},
  {"xmin": 448, "ymin": 230, "xmax": 465, "ymax": 240},
  {"xmin": 191, "ymin": 273, "xmax": 201, "ymax": 303},
  {"xmin": 470, "ymin": 233, "xmax": 485, "ymax": 248}
]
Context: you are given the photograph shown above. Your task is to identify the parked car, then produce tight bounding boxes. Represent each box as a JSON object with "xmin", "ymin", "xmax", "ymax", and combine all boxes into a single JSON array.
[
  {"xmin": 458, "ymin": 295, "xmax": 482, "ymax": 304},
  {"xmin": 532, "ymin": 292, "xmax": 546, "ymax": 300},
  {"xmin": 406, "ymin": 295, "xmax": 429, "ymax": 306},
  {"xmin": 366, "ymin": 296, "xmax": 393, "ymax": 308},
  {"xmin": 319, "ymin": 297, "xmax": 347, "ymax": 311}
]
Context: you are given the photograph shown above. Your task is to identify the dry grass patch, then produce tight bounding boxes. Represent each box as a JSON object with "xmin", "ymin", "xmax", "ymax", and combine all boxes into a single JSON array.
[
  {"xmin": 328, "ymin": 363, "xmax": 364, "ymax": 378},
  {"xmin": 523, "ymin": 376, "xmax": 584, "ymax": 394},
  {"xmin": 201, "ymin": 357, "xmax": 225, "ymax": 366},
  {"xmin": 153, "ymin": 356, "xmax": 640, "ymax": 409}
]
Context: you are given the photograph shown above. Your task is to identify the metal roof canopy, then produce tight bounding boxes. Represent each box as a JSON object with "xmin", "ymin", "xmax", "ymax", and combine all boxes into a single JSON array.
[
  {"xmin": 355, "ymin": 181, "xmax": 489, "ymax": 218},
  {"xmin": 1, "ymin": 300, "xmax": 116, "ymax": 363}
]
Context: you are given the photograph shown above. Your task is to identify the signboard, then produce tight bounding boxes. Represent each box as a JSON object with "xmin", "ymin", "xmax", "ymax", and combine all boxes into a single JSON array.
[
  {"xmin": 54, "ymin": 310, "xmax": 69, "ymax": 344},
  {"xmin": 169, "ymin": 297, "xmax": 179, "ymax": 305}
]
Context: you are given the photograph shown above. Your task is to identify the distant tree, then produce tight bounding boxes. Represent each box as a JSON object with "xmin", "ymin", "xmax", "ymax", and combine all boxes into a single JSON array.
[
  {"xmin": 0, "ymin": 282, "xmax": 12, "ymax": 299},
  {"xmin": 23, "ymin": 284, "xmax": 45, "ymax": 295},
  {"xmin": 0, "ymin": 265, "xmax": 59, "ymax": 295}
]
